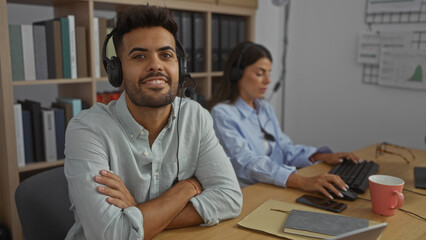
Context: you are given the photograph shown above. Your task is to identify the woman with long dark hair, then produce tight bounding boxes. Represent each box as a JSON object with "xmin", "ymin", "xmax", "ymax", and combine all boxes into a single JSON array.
[{"xmin": 209, "ymin": 41, "xmax": 360, "ymax": 199}]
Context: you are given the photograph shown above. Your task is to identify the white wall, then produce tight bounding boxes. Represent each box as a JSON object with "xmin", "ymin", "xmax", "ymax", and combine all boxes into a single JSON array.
[
  {"xmin": 256, "ymin": 0, "xmax": 426, "ymax": 151},
  {"xmin": 255, "ymin": 0, "xmax": 287, "ymax": 126}
]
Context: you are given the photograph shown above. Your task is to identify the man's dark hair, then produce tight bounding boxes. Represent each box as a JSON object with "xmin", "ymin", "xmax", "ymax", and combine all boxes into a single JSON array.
[{"xmin": 112, "ymin": 5, "xmax": 178, "ymax": 55}]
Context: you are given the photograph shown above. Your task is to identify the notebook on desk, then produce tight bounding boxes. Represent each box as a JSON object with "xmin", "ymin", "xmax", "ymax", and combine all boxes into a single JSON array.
[
  {"xmin": 283, "ymin": 209, "xmax": 369, "ymax": 239},
  {"xmin": 327, "ymin": 222, "xmax": 387, "ymax": 240},
  {"xmin": 238, "ymin": 199, "xmax": 381, "ymax": 240}
]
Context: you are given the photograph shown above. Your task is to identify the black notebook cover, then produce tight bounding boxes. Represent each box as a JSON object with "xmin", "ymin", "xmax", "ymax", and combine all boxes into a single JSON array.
[{"xmin": 414, "ymin": 167, "xmax": 426, "ymax": 189}]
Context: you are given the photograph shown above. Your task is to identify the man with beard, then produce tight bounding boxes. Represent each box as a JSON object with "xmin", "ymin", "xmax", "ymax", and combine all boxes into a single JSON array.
[{"xmin": 64, "ymin": 5, "xmax": 242, "ymax": 240}]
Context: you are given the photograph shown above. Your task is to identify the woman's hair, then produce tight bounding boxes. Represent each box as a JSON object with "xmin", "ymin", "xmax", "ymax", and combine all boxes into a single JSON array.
[
  {"xmin": 112, "ymin": 5, "xmax": 178, "ymax": 55},
  {"xmin": 207, "ymin": 41, "xmax": 272, "ymax": 111}
]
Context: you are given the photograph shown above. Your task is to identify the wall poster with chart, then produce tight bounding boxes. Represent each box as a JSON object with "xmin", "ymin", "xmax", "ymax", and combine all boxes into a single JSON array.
[
  {"xmin": 367, "ymin": 0, "xmax": 422, "ymax": 14},
  {"xmin": 379, "ymin": 49, "xmax": 426, "ymax": 90},
  {"xmin": 360, "ymin": 0, "xmax": 426, "ymax": 90}
]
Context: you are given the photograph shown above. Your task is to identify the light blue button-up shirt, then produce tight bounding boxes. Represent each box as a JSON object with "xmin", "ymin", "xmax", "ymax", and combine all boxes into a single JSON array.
[
  {"xmin": 211, "ymin": 98, "xmax": 331, "ymax": 188},
  {"xmin": 64, "ymin": 93, "xmax": 242, "ymax": 240}
]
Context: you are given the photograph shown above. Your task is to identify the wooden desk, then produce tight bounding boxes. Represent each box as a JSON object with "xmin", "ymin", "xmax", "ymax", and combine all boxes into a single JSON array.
[{"xmin": 154, "ymin": 145, "xmax": 426, "ymax": 240}]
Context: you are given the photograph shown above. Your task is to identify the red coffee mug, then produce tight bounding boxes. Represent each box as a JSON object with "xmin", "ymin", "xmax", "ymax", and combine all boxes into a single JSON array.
[{"xmin": 368, "ymin": 175, "xmax": 404, "ymax": 216}]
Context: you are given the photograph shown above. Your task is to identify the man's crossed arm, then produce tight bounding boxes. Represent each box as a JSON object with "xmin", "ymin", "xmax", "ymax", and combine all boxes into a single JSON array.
[{"xmin": 94, "ymin": 170, "xmax": 204, "ymax": 240}]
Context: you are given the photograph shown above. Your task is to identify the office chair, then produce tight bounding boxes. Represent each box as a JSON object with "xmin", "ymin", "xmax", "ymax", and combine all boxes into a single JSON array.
[
  {"xmin": 15, "ymin": 166, "xmax": 74, "ymax": 240},
  {"xmin": 0, "ymin": 223, "xmax": 11, "ymax": 240}
]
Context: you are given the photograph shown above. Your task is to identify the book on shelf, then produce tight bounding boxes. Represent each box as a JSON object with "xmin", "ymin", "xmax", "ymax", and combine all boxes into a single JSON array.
[
  {"xmin": 20, "ymin": 100, "xmax": 45, "ymax": 162},
  {"xmin": 106, "ymin": 18, "xmax": 116, "ymax": 58},
  {"xmin": 283, "ymin": 209, "xmax": 369, "ymax": 239},
  {"xmin": 41, "ymin": 108, "xmax": 57, "ymax": 162},
  {"xmin": 213, "ymin": 14, "xmax": 247, "ymax": 72},
  {"xmin": 211, "ymin": 14, "xmax": 220, "ymax": 71},
  {"xmin": 32, "ymin": 24, "xmax": 49, "ymax": 80},
  {"xmin": 52, "ymin": 108, "xmax": 66, "ymax": 160},
  {"xmin": 13, "ymin": 104, "xmax": 26, "ymax": 167},
  {"xmin": 181, "ymin": 11, "xmax": 193, "ymax": 72},
  {"xmin": 22, "ymin": 110, "xmax": 35, "ymax": 164},
  {"xmin": 34, "ymin": 19, "xmax": 64, "ymax": 79},
  {"xmin": 237, "ymin": 17, "xmax": 246, "ymax": 45},
  {"xmin": 21, "ymin": 24, "xmax": 36, "ymax": 81},
  {"xmin": 172, "ymin": 11, "xmax": 183, "ymax": 44},
  {"xmin": 68, "ymin": 15, "xmax": 77, "ymax": 79},
  {"xmin": 9, "ymin": 24, "xmax": 24, "ymax": 81},
  {"xmin": 106, "ymin": 27, "xmax": 116, "ymax": 59},
  {"xmin": 52, "ymin": 19, "xmax": 64, "ymax": 79},
  {"xmin": 93, "ymin": 17, "xmax": 101, "ymax": 78},
  {"xmin": 76, "ymin": 26, "xmax": 88, "ymax": 78},
  {"xmin": 18, "ymin": 16, "xmax": 78, "ymax": 81},
  {"xmin": 106, "ymin": 18, "xmax": 116, "ymax": 28},
  {"xmin": 193, "ymin": 12, "xmax": 205, "ymax": 72},
  {"xmin": 219, "ymin": 15, "xmax": 230, "ymax": 71},
  {"xmin": 51, "ymin": 101, "xmax": 73, "ymax": 126},
  {"xmin": 59, "ymin": 17, "xmax": 70, "ymax": 78},
  {"xmin": 229, "ymin": 17, "xmax": 238, "ymax": 55},
  {"xmin": 57, "ymin": 98, "xmax": 82, "ymax": 117},
  {"xmin": 59, "ymin": 16, "xmax": 77, "ymax": 79},
  {"xmin": 98, "ymin": 17, "xmax": 108, "ymax": 77}
]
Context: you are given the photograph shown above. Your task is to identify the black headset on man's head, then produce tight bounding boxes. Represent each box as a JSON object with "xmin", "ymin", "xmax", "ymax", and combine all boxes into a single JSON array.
[
  {"xmin": 101, "ymin": 28, "xmax": 195, "ymax": 185},
  {"xmin": 102, "ymin": 29, "xmax": 191, "ymax": 89}
]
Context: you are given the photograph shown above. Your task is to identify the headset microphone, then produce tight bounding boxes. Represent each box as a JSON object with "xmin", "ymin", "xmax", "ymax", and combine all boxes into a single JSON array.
[
  {"xmin": 272, "ymin": 81, "xmax": 281, "ymax": 93},
  {"xmin": 183, "ymin": 75, "xmax": 197, "ymax": 100}
]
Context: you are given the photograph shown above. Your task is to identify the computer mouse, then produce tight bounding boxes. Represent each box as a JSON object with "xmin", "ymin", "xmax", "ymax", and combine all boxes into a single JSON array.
[{"xmin": 328, "ymin": 186, "xmax": 358, "ymax": 201}]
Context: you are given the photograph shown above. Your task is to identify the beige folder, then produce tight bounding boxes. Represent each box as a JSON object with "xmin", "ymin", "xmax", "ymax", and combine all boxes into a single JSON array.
[{"xmin": 238, "ymin": 199, "xmax": 379, "ymax": 240}]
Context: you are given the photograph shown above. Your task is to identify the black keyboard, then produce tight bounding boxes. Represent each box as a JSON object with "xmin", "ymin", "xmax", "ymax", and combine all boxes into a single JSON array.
[{"xmin": 329, "ymin": 159, "xmax": 379, "ymax": 193}]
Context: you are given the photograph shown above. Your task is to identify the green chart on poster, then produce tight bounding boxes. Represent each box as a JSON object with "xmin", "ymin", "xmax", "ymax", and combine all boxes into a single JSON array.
[{"xmin": 408, "ymin": 65, "xmax": 423, "ymax": 82}]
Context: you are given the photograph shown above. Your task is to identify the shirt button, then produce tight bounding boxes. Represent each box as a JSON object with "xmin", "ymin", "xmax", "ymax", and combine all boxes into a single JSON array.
[
  {"xmin": 130, "ymin": 134, "xmax": 134, "ymax": 138},
  {"xmin": 140, "ymin": 130, "xmax": 144, "ymax": 135},
  {"xmin": 144, "ymin": 151, "xmax": 148, "ymax": 156}
]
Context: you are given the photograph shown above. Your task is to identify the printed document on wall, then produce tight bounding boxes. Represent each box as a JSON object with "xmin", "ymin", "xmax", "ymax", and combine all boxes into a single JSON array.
[
  {"xmin": 379, "ymin": 49, "xmax": 426, "ymax": 90},
  {"xmin": 367, "ymin": 0, "xmax": 422, "ymax": 14},
  {"xmin": 357, "ymin": 31, "xmax": 411, "ymax": 65}
]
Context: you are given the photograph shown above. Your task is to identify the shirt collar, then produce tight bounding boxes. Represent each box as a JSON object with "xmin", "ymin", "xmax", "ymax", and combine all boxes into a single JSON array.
[
  {"xmin": 115, "ymin": 92, "xmax": 178, "ymax": 141},
  {"xmin": 235, "ymin": 97, "xmax": 266, "ymax": 119}
]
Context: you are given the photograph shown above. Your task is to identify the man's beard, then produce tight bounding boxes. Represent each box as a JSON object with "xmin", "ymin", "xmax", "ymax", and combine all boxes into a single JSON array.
[{"xmin": 124, "ymin": 72, "xmax": 178, "ymax": 108}]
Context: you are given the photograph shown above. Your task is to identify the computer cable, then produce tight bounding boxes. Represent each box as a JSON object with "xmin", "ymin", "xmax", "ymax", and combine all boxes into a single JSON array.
[
  {"xmin": 357, "ymin": 196, "xmax": 426, "ymax": 221},
  {"xmin": 173, "ymin": 88, "xmax": 183, "ymax": 185},
  {"xmin": 403, "ymin": 188, "xmax": 426, "ymax": 196},
  {"xmin": 173, "ymin": 75, "xmax": 197, "ymax": 185},
  {"xmin": 398, "ymin": 208, "xmax": 426, "ymax": 221},
  {"xmin": 267, "ymin": 0, "xmax": 290, "ymax": 107}
]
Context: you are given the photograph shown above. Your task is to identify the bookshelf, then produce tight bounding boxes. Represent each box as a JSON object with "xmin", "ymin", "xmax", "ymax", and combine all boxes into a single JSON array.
[{"xmin": 0, "ymin": 0, "xmax": 257, "ymax": 239}]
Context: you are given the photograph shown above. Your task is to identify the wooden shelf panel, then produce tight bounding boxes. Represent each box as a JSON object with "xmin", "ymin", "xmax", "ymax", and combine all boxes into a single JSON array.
[
  {"xmin": 12, "ymin": 78, "xmax": 93, "ymax": 86},
  {"xmin": 7, "ymin": 0, "xmax": 74, "ymax": 6},
  {"xmin": 93, "ymin": 0, "xmax": 255, "ymax": 15},
  {"xmin": 189, "ymin": 72, "xmax": 208, "ymax": 78},
  {"xmin": 211, "ymin": 71, "xmax": 224, "ymax": 77},
  {"xmin": 218, "ymin": 0, "xmax": 257, "ymax": 9},
  {"xmin": 18, "ymin": 159, "xmax": 64, "ymax": 173},
  {"xmin": 95, "ymin": 77, "xmax": 109, "ymax": 82},
  {"xmin": 95, "ymin": 73, "xmax": 210, "ymax": 81}
]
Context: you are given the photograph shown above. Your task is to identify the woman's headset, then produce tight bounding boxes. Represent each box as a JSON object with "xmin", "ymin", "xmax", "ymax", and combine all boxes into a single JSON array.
[{"xmin": 229, "ymin": 42, "xmax": 259, "ymax": 83}]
